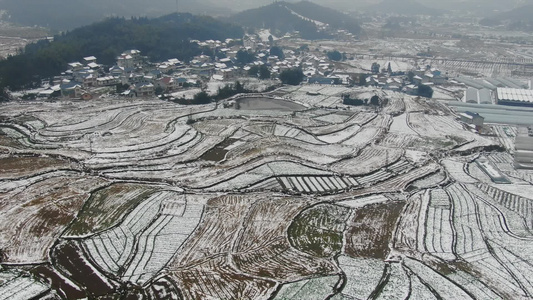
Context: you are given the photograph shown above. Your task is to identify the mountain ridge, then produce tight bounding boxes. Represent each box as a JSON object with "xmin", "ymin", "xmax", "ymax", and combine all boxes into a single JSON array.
[
  {"xmin": 230, "ymin": 1, "xmax": 361, "ymax": 40},
  {"xmin": 0, "ymin": 0, "xmax": 233, "ymax": 30}
]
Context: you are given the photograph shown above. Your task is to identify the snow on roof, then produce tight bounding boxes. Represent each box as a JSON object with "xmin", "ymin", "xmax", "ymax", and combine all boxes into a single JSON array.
[
  {"xmin": 83, "ymin": 56, "xmax": 97, "ymax": 61},
  {"xmin": 459, "ymin": 113, "xmax": 474, "ymax": 120},
  {"xmin": 135, "ymin": 82, "xmax": 153, "ymax": 88},
  {"xmin": 497, "ymin": 87, "xmax": 533, "ymax": 103},
  {"xmin": 161, "ymin": 77, "xmax": 174, "ymax": 84},
  {"xmin": 97, "ymin": 76, "xmax": 116, "ymax": 81},
  {"xmin": 39, "ymin": 90, "xmax": 55, "ymax": 95}
]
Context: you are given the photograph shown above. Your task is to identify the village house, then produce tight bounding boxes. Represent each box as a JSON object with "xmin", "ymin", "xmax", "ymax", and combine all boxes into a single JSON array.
[
  {"xmin": 117, "ymin": 50, "xmax": 142, "ymax": 69},
  {"xmin": 97, "ymin": 76, "xmax": 119, "ymax": 87},
  {"xmin": 308, "ymin": 76, "xmax": 341, "ymax": 85},
  {"xmin": 156, "ymin": 76, "xmax": 179, "ymax": 92},
  {"xmin": 459, "ymin": 111, "xmax": 485, "ymax": 131},
  {"xmin": 83, "ymin": 56, "xmax": 100, "ymax": 70},
  {"xmin": 60, "ymin": 80, "xmax": 83, "ymax": 98},
  {"xmin": 68, "ymin": 62, "xmax": 84, "ymax": 72},
  {"xmin": 134, "ymin": 82, "xmax": 155, "ymax": 97},
  {"xmin": 243, "ymin": 35, "xmax": 258, "ymax": 51}
]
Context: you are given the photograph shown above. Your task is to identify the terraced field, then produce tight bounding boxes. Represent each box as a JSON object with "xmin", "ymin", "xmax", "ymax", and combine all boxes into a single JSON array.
[{"xmin": 0, "ymin": 91, "xmax": 529, "ymax": 299}]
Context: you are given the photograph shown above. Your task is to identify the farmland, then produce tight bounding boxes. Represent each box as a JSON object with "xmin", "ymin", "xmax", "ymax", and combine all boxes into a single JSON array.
[{"xmin": 0, "ymin": 89, "xmax": 531, "ymax": 299}]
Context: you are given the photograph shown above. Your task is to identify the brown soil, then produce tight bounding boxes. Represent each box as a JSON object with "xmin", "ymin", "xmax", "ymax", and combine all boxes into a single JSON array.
[
  {"xmin": 31, "ymin": 264, "xmax": 86, "ymax": 299},
  {"xmin": 0, "ymin": 135, "xmax": 21, "ymax": 148},
  {"xmin": 345, "ymin": 201, "xmax": 406, "ymax": 259},
  {"xmin": 0, "ymin": 156, "xmax": 69, "ymax": 178},
  {"xmin": 52, "ymin": 241, "xmax": 116, "ymax": 297}
]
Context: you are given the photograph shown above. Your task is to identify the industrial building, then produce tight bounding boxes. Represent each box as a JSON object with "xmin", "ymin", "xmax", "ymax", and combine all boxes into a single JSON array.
[
  {"xmin": 465, "ymin": 87, "xmax": 492, "ymax": 104},
  {"xmin": 456, "ymin": 76, "xmax": 528, "ymax": 91},
  {"xmin": 497, "ymin": 88, "xmax": 533, "ymax": 107},
  {"xmin": 514, "ymin": 127, "xmax": 533, "ymax": 169}
]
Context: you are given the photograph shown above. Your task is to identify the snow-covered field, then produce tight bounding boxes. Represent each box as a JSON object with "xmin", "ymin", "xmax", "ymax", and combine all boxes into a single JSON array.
[{"xmin": 0, "ymin": 85, "xmax": 529, "ymax": 299}]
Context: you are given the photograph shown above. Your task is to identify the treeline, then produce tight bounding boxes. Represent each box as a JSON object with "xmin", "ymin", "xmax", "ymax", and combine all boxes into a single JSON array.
[
  {"xmin": 0, "ymin": 13, "xmax": 244, "ymax": 91},
  {"xmin": 172, "ymin": 81, "xmax": 249, "ymax": 105}
]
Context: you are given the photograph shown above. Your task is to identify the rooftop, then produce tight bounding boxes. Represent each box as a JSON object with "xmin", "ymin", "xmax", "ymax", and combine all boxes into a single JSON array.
[{"xmin": 497, "ymin": 88, "xmax": 533, "ymax": 103}]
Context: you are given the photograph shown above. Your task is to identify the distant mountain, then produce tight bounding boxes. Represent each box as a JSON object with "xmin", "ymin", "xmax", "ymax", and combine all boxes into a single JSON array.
[
  {"xmin": 0, "ymin": 0, "xmax": 233, "ymax": 30},
  {"xmin": 230, "ymin": 1, "xmax": 362, "ymax": 40},
  {"xmin": 362, "ymin": 0, "xmax": 444, "ymax": 16},
  {"xmin": 482, "ymin": 4, "xmax": 533, "ymax": 22},
  {"xmin": 479, "ymin": 4, "xmax": 533, "ymax": 30}
]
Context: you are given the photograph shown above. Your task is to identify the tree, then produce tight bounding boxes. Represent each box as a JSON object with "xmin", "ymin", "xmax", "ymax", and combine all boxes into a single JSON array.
[
  {"xmin": 0, "ymin": 88, "xmax": 11, "ymax": 102},
  {"xmin": 370, "ymin": 95, "xmax": 381, "ymax": 106},
  {"xmin": 418, "ymin": 84, "xmax": 434, "ymax": 98},
  {"xmin": 235, "ymin": 81, "xmax": 244, "ymax": 93},
  {"xmin": 268, "ymin": 35, "xmax": 274, "ymax": 46},
  {"xmin": 259, "ymin": 65, "xmax": 271, "ymax": 80},
  {"xmin": 280, "ymin": 68, "xmax": 304, "ymax": 86},
  {"xmin": 193, "ymin": 91, "xmax": 212, "ymax": 104},
  {"xmin": 387, "ymin": 62, "xmax": 392, "ymax": 73},
  {"xmin": 358, "ymin": 74, "xmax": 368, "ymax": 86},
  {"xmin": 248, "ymin": 65, "xmax": 260, "ymax": 77},
  {"xmin": 215, "ymin": 50, "xmax": 227, "ymax": 59},
  {"xmin": 327, "ymin": 50, "xmax": 342, "ymax": 61},
  {"xmin": 371, "ymin": 62, "xmax": 380, "ymax": 74},
  {"xmin": 407, "ymin": 71, "xmax": 415, "ymax": 83},
  {"xmin": 270, "ymin": 46, "xmax": 284, "ymax": 60},
  {"xmin": 116, "ymin": 83, "xmax": 130, "ymax": 93},
  {"xmin": 247, "ymin": 65, "xmax": 270, "ymax": 80},
  {"xmin": 342, "ymin": 94, "xmax": 364, "ymax": 106},
  {"xmin": 236, "ymin": 49, "xmax": 255, "ymax": 65}
]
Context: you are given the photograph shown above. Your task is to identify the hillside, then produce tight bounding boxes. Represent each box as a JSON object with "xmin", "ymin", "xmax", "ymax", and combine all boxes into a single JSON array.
[
  {"xmin": 481, "ymin": 4, "xmax": 533, "ymax": 23},
  {"xmin": 363, "ymin": 0, "xmax": 443, "ymax": 16},
  {"xmin": 0, "ymin": 13, "xmax": 243, "ymax": 90},
  {"xmin": 479, "ymin": 4, "xmax": 533, "ymax": 30},
  {"xmin": 230, "ymin": 1, "xmax": 362, "ymax": 40},
  {"xmin": 0, "ymin": 0, "xmax": 233, "ymax": 30}
]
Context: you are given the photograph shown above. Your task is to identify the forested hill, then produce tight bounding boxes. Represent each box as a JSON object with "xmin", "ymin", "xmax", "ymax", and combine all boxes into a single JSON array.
[
  {"xmin": 230, "ymin": 1, "xmax": 361, "ymax": 40},
  {"xmin": 0, "ymin": 13, "xmax": 244, "ymax": 91}
]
